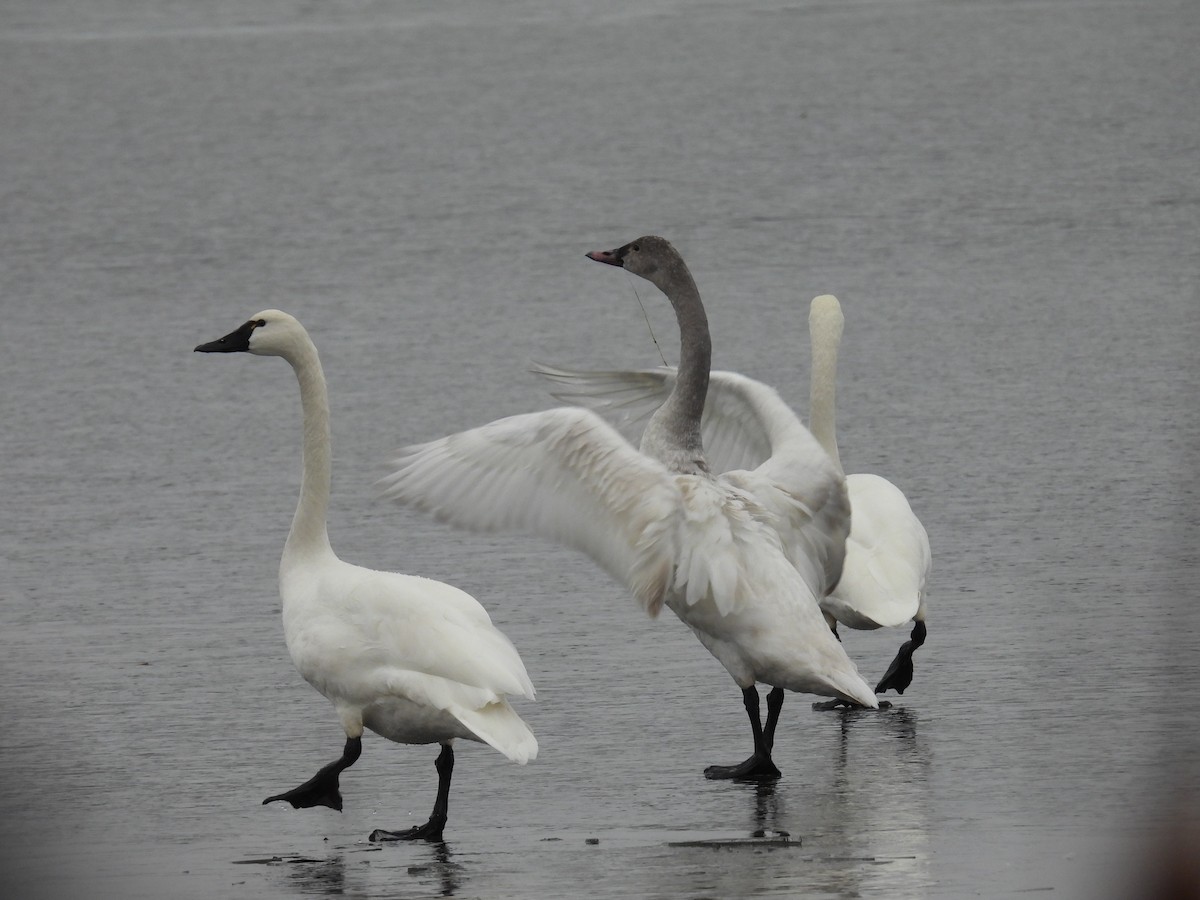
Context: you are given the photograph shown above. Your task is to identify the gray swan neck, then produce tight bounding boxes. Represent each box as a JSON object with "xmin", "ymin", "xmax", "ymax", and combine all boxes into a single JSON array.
[{"xmin": 642, "ymin": 256, "xmax": 712, "ymax": 474}]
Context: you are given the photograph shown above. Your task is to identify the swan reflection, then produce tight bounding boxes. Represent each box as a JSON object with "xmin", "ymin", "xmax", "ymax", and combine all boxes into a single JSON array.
[
  {"xmin": 266, "ymin": 842, "xmax": 462, "ymax": 898},
  {"xmin": 826, "ymin": 705, "xmax": 932, "ymax": 897}
]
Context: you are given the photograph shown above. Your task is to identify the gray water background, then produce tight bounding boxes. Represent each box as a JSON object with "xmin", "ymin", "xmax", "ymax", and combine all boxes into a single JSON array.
[{"xmin": 1, "ymin": 0, "xmax": 1198, "ymax": 897}]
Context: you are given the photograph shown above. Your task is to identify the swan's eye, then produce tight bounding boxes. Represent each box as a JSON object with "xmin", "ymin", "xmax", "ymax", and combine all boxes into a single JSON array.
[
  {"xmin": 631, "ymin": 244, "xmax": 640, "ymax": 252},
  {"xmin": 255, "ymin": 319, "xmax": 267, "ymax": 328}
]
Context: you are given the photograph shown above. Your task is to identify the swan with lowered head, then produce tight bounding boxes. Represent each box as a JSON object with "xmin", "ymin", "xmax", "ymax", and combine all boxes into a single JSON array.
[
  {"xmin": 807, "ymin": 294, "xmax": 929, "ymax": 700},
  {"xmin": 195, "ymin": 310, "xmax": 536, "ymax": 841},
  {"xmin": 381, "ymin": 237, "xmax": 876, "ymax": 782},
  {"xmin": 533, "ymin": 294, "xmax": 930, "ymax": 701}
]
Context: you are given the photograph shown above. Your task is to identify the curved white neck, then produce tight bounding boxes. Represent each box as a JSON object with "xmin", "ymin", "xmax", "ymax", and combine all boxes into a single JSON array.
[
  {"xmin": 808, "ymin": 296, "xmax": 844, "ymax": 472},
  {"xmin": 281, "ymin": 338, "xmax": 334, "ymax": 562},
  {"xmin": 641, "ymin": 264, "xmax": 711, "ymax": 472}
]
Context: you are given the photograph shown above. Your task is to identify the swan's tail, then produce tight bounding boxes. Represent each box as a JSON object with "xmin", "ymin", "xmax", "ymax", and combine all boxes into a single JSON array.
[
  {"xmin": 454, "ymin": 700, "xmax": 538, "ymax": 764},
  {"xmin": 825, "ymin": 668, "xmax": 880, "ymax": 709},
  {"xmin": 794, "ymin": 626, "xmax": 880, "ymax": 708}
]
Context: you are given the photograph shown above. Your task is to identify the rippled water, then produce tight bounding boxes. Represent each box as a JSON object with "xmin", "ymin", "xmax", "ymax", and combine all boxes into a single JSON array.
[{"xmin": 2, "ymin": 1, "xmax": 1198, "ymax": 897}]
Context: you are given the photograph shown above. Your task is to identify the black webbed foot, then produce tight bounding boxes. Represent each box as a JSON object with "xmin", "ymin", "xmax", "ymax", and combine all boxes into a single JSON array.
[
  {"xmin": 264, "ymin": 771, "xmax": 345, "ymax": 811},
  {"xmin": 812, "ymin": 697, "xmax": 892, "ymax": 711},
  {"xmin": 705, "ymin": 686, "xmax": 784, "ymax": 780},
  {"xmin": 262, "ymin": 736, "xmax": 362, "ymax": 812},
  {"xmin": 369, "ymin": 815, "xmax": 447, "ymax": 843},
  {"xmin": 704, "ymin": 752, "xmax": 781, "ymax": 781},
  {"xmin": 812, "ymin": 697, "xmax": 854, "ymax": 711}
]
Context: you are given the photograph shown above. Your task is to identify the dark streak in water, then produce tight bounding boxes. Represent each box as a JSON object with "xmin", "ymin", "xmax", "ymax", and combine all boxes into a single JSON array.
[
  {"xmin": 232, "ymin": 850, "xmax": 380, "ymax": 865},
  {"xmin": 232, "ymin": 856, "xmax": 322, "ymax": 866},
  {"xmin": 667, "ymin": 838, "xmax": 801, "ymax": 848}
]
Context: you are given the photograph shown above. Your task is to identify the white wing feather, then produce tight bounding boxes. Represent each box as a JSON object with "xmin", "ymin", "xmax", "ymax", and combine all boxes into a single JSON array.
[
  {"xmin": 380, "ymin": 407, "xmax": 680, "ymax": 617},
  {"xmin": 533, "ymin": 363, "xmax": 772, "ymax": 473}
]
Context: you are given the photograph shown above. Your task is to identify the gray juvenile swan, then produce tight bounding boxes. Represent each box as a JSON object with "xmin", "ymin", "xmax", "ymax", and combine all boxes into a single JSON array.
[
  {"xmin": 381, "ymin": 237, "xmax": 876, "ymax": 782},
  {"xmin": 534, "ymin": 294, "xmax": 931, "ymax": 701},
  {"xmin": 196, "ymin": 310, "xmax": 536, "ymax": 841}
]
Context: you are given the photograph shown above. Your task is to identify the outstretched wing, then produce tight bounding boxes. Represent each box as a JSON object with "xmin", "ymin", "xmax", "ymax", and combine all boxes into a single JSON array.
[
  {"xmin": 532, "ymin": 364, "xmax": 849, "ymax": 595},
  {"xmin": 380, "ymin": 406, "xmax": 681, "ymax": 617},
  {"xmin": 533, "ymin": 363, "xmax": 774, "ymax": 473}
]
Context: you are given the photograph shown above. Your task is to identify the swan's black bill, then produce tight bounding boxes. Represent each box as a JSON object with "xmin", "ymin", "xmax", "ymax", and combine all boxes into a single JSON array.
[
  {"xmin": 586, "ymin": 248, "xmax": 625, "ymax": 267},
  {"xmin": 195, "ymin": 319, "xmax": 261, "ymax": 353},
  {"xmin": 875, "ymin": 620, "xmax": 927, "ymax": 695}
]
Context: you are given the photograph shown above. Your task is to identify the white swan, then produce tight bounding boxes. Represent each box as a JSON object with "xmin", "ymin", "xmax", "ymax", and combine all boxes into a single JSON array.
[
  {"xmin": 195, "ymin": 310, "xmax": 536, "ymax": 842},
  {"xmin": 532, "ymin": 294, "xmax": 931, "ymax": 700},
  {"xmin": 381, "ymin": 237, "xmax": 877, "ymax": 782},
  {"xmin": 808, "ymin": 295, "xmax": 929, "ymax": 699}
]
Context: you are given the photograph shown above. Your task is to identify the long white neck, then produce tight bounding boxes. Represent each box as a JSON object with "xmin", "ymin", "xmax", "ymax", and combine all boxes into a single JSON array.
[
  {"xmin": 641, "ymin": 263, "xmax": 711, "ymax": 473},
  {"xmin": 808, "ymin": 294, "xmax": 844, "ymax": 472},
  {"xmin": 281, "ymin": 336, "xmax": 335, "ymax": 563}
]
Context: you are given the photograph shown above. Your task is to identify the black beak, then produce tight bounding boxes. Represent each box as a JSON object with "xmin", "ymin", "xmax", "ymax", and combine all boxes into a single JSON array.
[{"xmin": 195, "ymin": 319, "xmax": 258, "ymax": 353}]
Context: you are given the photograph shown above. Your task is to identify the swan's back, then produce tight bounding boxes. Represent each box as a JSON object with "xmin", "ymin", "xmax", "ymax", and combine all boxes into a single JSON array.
[
  {"xmin": 281, "ymin": 559, "xmax": 535, "ymax": 701},
  {"xmin": 668, "ymin": 474, "xmax": 785, "ymax": 618},
  {"xmin": 821, "ymin": 473, "xmax": 931, "ymax": 630}
]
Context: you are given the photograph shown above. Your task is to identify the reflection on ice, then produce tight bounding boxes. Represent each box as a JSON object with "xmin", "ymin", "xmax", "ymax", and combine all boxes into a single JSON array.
[
  {"xmin": 248, "ymin": 844, "xmax": 463, "ymax": 898},
  {"xmin": 810, "ymin": 705, "xmax": 933, "ymax": 898}
]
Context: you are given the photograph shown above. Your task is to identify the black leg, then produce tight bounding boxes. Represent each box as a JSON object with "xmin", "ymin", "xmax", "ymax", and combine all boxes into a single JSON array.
[
  {"xmin": 263, "ymin": 736, "xmax": 362, "ymax": 812},
  {"xmin": 875, "ymin": 620, "xmax": 927, "ymax": 695},
  {"xmin": 703, "ymin": 686, "xmax": 782, "ymax": 781},
  {"xmin": 762, "ymin": 687, "xmax": 785, "ymax": 753},
  {"xmin": 370, "ymin": 744, "xmax": 454, "ymax": 842}
]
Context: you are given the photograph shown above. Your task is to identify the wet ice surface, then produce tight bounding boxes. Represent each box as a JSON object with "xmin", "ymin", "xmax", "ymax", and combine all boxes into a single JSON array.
[{"xmin": 1, "ymin": 0, "xmax": 1198, "ymax": 897}]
